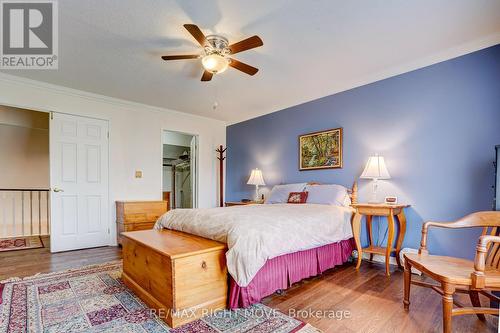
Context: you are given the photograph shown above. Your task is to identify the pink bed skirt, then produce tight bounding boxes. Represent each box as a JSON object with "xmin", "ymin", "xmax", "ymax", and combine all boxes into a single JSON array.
[
  {"xmin": 0, "ymin": 239, "xmax": 354, "ymax": 307},
  {"xmin": 228, "ymin": 238, "xmax": 354, "ymax": 309}
]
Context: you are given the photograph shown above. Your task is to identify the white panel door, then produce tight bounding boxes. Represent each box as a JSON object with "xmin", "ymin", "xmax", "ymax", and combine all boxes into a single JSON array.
[{"xmin": 50, "ymin": 112, "xmax": 109, "ymax": 252}]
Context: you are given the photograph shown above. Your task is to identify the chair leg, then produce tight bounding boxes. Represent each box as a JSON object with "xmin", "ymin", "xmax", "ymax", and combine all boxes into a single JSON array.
[
  {"xmin": 442, "ymin": 283, "xmax": 455, "ymax": 333},
  {"xmin": 469, "ymin": 290, "xmax": 486, "ymax": 321},
  {"xmin": 403, "ymin": 259, "xmax": 411, "ymax": 311}
]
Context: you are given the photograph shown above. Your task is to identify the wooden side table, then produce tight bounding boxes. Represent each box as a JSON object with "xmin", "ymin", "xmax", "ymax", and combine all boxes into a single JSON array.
[{"xmin": 351, "ymin": 203, "xmax": 410, "ymax": 276}]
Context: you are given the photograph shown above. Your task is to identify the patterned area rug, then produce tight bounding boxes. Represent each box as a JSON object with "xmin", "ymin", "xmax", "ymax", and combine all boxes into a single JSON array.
[
  {"xmin": 0, "ymin": 262, "xmax": 320, "ymax": 333},
  {"xmin": 0, "ymin": 236, "xmax": 43, "ymax": 252}
]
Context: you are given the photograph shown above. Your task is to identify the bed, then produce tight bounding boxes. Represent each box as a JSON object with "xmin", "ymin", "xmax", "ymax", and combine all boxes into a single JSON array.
[{"xmin": 154, "ymin": 182, "xmax": 357, "ymax": 308}]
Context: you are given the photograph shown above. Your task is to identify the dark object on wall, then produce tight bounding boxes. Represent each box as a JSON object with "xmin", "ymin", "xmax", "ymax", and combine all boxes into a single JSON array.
[
  {"xmin": 299, "ymin": 128, "xmax": 343, "ymax": 171},
  {"xmin": 491, "ymin": 145, "xmax": 500, "ymax": 309},
  {"xmin": 216, "ymin": 145, "xmax": 227, "ymax": 207},
  {"xmin": 495, "ymin": 145, "xmax": 500, "ymax": 211}
]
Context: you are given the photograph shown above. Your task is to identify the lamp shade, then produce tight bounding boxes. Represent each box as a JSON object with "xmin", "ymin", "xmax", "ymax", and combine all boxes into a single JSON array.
[
  {"xmin": 247, "ymin": 168, "xmax": 266, "ymax": 186},
  {"xmin": 360, "ymin": 155, "xmax": 391, "ymax": 180}
]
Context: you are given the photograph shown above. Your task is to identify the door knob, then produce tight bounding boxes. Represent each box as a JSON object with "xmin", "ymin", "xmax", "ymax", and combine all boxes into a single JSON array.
[{"xmin": 53, "ymin": 187, "xmax": 64, "ymax": 192}]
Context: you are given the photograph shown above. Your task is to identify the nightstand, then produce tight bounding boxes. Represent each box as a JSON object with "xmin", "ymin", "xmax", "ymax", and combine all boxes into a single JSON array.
[
  {"xmin": 351, "ymin": 203, "xmax": 410, "ymax": 276},
  {"xmin": 225, "ymin": 201, "xmax": 263, "ymax": 207}
]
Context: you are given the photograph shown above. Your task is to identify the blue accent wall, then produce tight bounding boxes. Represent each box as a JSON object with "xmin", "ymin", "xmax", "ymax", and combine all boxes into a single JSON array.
[{"xmin": 226, "ymin": 44, "xmax": 500, "ymax": 259}]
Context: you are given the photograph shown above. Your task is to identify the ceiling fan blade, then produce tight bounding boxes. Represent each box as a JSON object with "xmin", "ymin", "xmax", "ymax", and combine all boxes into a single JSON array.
[
  {"xmin": 229, "ymin": 58, "xmax": 259, "ymax": 76},
  {"xmin": 184, "ymin": 24, "xmax": 208, "ymax": 47},
  {"xmin": 229, "ymin": 35, "xmax": 263, "ymax": 54},
  {"xmin": 161, "ymin": 55, "xmax": 199, "ymax": 61},
  {"xmin": 201, "ymin": 71, "xmax": 213, "ymax": 81}
]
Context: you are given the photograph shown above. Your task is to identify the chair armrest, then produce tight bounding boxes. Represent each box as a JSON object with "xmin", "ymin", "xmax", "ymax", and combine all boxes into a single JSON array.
[
  {"xmin": 419, "ymin": 212, "xmax": 500, "ymax": 255},
  {"xmin": 419, "ymin": 220, "xmax": 473, "ymax": 254},
  {"xmin": 471, "ymin": 235, "xmax": 500, "ymax": 289}
]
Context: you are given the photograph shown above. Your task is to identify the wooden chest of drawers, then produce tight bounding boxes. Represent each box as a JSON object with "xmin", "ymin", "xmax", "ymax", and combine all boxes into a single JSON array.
[
  {"xmin": 121, "ymin": 229, "xmax": 227, "ymax": 328},
  {"xmin": 116, "ymin": 201, "xmax": 168, "ymax": 245}
]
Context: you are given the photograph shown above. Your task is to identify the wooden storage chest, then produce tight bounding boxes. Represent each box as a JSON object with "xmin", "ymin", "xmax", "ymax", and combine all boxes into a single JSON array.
[
  {"xmin": 121, "ymin": 229, "xmax": 227, "ymax": 328},
  {"xmin": 116, "ymin": 201, "xmax": 168, "ymax": 245}
]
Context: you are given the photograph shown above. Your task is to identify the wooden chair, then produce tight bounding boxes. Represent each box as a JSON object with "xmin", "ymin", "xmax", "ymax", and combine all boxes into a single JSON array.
[{"xmin": 403, "ymin": 211, "xmax": 500, "ymax": 333}]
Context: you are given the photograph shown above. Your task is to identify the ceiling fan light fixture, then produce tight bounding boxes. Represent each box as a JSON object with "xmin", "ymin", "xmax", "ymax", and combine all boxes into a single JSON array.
[
  {"xmin": 161, "ymin": 24, "xmax": 263, "ymax": 81},
  {"xmin": 202, "ymin": 53, "xmax": 229, "ymax": 74}
]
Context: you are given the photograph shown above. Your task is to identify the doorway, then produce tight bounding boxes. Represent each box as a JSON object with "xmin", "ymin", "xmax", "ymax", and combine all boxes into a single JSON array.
[
  {"xmin": 1, "ymin": 106, "xmax": 110, "ymax": 253},
  {"xmin": 0, "ymin": 105, "xmax": 50, "ymax": 251},
  {"xmin": 162, "ymin": 130, "xmax": 198, "ymax": 209}
]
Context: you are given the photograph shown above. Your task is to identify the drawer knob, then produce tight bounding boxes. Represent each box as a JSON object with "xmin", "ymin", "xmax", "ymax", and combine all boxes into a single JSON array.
[{"xmin": 201, "ymin": 261, "xmax": 207, "ymax": 269}]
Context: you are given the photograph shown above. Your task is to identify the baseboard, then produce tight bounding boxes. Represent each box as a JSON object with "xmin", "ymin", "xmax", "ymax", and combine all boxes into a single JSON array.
[
  {"xmin": 352, "ymin": 250, "xmax": 423, "ymax": 274},
  {"xmin": 361, "ymin": 253, "xmax": 398, "ymax": 266},
  {"xmin": 352, "ymin": 249, "xmax": 398, "ymax": 266},
  {"xmin": 362, "ymin": 253, "xmax": 423, "ymax": 275}
]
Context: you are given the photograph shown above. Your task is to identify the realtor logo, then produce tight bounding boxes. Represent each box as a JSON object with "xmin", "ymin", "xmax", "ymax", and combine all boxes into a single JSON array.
[{"xmin": 1, "ymin": 0, "xmax": 58, "ymax": 69}]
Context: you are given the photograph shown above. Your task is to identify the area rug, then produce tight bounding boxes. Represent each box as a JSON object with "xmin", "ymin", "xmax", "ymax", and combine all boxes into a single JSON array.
[
  {"xmin": 0, "ymin": 236, "xmax": 43, "ymax": 252},
  {"xmin": 0, "ymin": 262, "xmax": 320, "ymax": 333}
]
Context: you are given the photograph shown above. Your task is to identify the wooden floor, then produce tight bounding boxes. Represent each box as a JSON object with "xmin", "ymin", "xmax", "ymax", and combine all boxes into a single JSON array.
[
  {"xmin": 0, "ymin": 236, "xmax": 121, "ymax": 281},
  {"xmin": 0, "ymin": 240, "xmax": 497, "ymax": 332},
  {"xmin": 262, "ymin": 261, "xmax": 498, "ymax": 333}
]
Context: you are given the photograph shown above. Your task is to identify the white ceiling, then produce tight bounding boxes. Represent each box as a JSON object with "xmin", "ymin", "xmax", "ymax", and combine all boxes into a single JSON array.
[{"xmin": 2, "ymin": 0, "xmax": 500, "ymax": 124}]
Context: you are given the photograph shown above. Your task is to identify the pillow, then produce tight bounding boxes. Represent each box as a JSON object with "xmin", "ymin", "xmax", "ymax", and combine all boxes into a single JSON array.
[
  {"xmin": 287, "ymin": 192, "xmax": 309, "ymax": 204},
  {"xmin": 265, "ymin": 183, "xmax": 307, "ymax": 204},
  {"xmin": 305, "ymin": 184, "xmax": 349, "ymax": 206}
]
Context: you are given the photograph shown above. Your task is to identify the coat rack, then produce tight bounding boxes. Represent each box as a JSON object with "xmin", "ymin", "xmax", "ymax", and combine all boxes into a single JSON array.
[{"xmin": 216, "ymin": 145, "xmax": 227, "ymax": 207}]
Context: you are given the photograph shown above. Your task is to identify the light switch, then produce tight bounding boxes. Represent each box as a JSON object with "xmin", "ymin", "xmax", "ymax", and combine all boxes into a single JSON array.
[{"xmin": 135, "ymin": 170, "xmax": 143, "ymax": 178}]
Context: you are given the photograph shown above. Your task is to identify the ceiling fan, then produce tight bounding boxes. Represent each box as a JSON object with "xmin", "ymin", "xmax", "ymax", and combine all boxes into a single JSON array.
[{"xmin": 161, "ymin": 24, "xmax": 263, "ymax": 82}]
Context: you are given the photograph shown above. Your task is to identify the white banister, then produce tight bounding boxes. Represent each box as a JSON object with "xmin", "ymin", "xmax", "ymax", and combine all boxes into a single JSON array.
[{"xmin": 0, "ymin": 189, "xmax": 50, "ymax": 238}]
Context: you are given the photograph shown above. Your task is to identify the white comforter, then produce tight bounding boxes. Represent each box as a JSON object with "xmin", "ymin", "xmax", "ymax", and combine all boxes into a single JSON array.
[{"xmin": 154, "ymin": 203, "xmax": 353, "ymax": 287}]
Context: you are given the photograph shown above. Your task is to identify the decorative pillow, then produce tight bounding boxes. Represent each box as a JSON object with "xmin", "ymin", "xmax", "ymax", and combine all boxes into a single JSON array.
[
  {"xmin": 265, "ymin": 183, "xmax": 307, "ymax": 204},
  {"xmin": 305, "ymin": 184, "xmax": 349, "ymax": 206},
  {"xmin": 287, "ymin": 191, "xmax": 309, "ymax": 204}
]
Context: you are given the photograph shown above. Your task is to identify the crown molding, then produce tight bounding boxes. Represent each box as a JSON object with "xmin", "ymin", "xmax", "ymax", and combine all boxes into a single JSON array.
[{"xmin": 0, "ymin": 72, "xmax": 227, "ymax": 124}]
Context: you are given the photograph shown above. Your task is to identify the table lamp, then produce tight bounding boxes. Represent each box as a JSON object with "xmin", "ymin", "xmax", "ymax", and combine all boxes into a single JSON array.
[
  {"xmin": 247, "ymin": 168, "xmax": 265, "ymax": 201},
  {"xmin": 360, "ymin": 155, "xmax": 391, "ymax": 203}
]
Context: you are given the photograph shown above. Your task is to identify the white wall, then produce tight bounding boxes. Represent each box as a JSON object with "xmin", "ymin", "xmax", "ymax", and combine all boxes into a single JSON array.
[
  {"xmin": 0, "ymin": 73, "xmax": 226, "ymax": 244},
  {"xmin": 163, "ymin": 131, "xmax": 193, "ymax": 146}
]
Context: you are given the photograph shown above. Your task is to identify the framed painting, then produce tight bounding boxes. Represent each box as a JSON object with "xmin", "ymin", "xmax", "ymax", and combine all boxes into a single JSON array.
[{"xmin": 299, "ymin": 128, "xmax": 343, "ymax": 171}]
